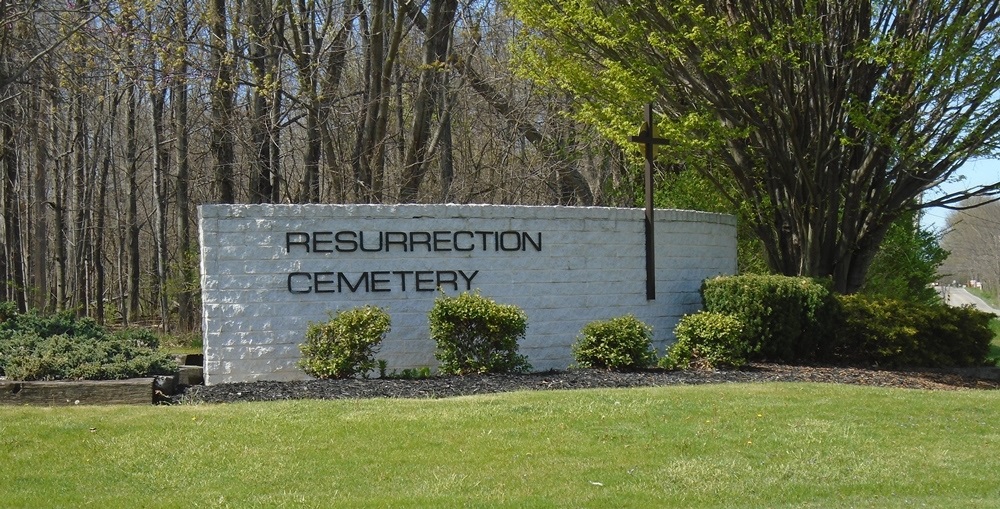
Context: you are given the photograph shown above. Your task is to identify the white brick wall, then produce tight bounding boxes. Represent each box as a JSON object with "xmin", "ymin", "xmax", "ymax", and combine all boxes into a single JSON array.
[{"xmin": 199, "ymin": 204, "xmax": 736, "ymax": 384}]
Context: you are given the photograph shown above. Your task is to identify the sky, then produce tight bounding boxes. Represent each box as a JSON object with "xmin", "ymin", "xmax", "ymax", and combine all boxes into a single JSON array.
[{"xmin": 919, "ymin": 159, "xmax": 1000, "ymax": 233}]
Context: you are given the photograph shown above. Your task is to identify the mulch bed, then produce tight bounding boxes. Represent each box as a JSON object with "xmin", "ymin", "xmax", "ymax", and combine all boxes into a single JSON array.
[{"xmin": 178, "ymin": 363, "xmax": 1000, "ymax": 404}]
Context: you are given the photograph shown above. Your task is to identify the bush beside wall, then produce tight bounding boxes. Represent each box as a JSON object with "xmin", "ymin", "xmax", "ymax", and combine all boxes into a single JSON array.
[
  {"xmin": 572, "ymin": 314, "xmax": 656, "ymax": 370},
  {"xmin": 837, "ymin": 295, "xmax": 992, "ymax": 368},
  {"xmin": 695, "ymin": 275, "xmax": 993, "ymax": 369},
  {"xmin": 663, "ymin": 311, "xmax": 747, "ymax": 370},
  {"xmin": 701, "ymin": 275, "xmax": 840, "ymax": 363},
  {"xmin": 298, "ymin": 306, "xmax": 391, "ymax": 379},
  {"xmin": 430, "ymin": 291, "xmax": 531, "ymax": 375}
]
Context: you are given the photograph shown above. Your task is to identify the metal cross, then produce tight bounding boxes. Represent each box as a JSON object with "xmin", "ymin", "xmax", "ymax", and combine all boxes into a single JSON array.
[{"xmin": 629, "ymin": 103, "xmax": 668, "ymax": 300}]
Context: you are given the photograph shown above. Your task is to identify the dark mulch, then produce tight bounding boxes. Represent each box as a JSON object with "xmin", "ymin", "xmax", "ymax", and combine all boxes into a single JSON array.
[{"xmin": 178, "ymin": 363, "xmax": 1000, "ymax": 404}]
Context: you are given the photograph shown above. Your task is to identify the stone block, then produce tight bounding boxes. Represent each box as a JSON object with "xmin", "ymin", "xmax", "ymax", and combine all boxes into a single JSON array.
[{"xmin": 177, "ymin": 365, "xmax": 204, "ymax": 386}]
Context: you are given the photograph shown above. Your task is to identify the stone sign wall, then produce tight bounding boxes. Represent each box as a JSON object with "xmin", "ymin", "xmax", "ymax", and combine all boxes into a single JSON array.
[{"xmin": 199, "ymin": 204, "xmax": 737, "ymax": 384}]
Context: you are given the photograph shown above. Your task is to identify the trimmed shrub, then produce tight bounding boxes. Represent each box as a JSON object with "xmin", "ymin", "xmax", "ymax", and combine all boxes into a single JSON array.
[
  {"xmin": 661, "ymin": 311, "xmax": 747, "ymax": 370},
  {"xmin": 572, "ymin": 314, "xmax": 656, "ymax": 370},
  {"xmin": 836, "ymin": 295, "xmax": 992, "ymax": 368},
  {"xmin": 0, "ymin": 307, "xmax": 176, "ymax": 381},
  {"xmin": 701, "ymin": 274, "xmax": 840, "ymax": 363},
  {"xmin": 298, "ymin": 305, "xmax": 391, "ymax": 379},
  {"xmin": 430, "ymin": 291, "xmax": 531, "ymax": 375}
]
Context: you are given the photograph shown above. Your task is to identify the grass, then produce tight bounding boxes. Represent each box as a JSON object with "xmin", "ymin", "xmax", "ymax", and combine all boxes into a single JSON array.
[
  {"xmin": 3, "ymin": 384, "xmax": 1000, "ymax": 508},
  {"xmin": 158, "ymin": 331, "xmax": 203, "ymax": 356},
  {"xmin": 967, "ymin": 287, "xmax": 1000, "ymax": 309}
]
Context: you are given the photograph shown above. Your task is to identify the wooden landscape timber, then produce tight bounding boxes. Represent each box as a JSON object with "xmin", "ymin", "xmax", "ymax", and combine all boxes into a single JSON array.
[{"xmin": 0, "ymin": 378, "xmax": 155, "ymax": 406}]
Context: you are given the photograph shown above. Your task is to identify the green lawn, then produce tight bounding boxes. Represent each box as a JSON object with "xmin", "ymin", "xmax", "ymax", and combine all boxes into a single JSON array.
[
  {"xmin": 967, "ymin": 287, "xmax": 1000, "ymax": 309},
  {"xmin": 3, "ymin": 383, "xmax": 1000, "ymax": 508}
]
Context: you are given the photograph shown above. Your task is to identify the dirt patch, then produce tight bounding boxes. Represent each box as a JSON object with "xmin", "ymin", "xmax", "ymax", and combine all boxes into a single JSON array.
[{"xmin": 178, "ymin": 363, "xmax": 1000, "ymax": 404}]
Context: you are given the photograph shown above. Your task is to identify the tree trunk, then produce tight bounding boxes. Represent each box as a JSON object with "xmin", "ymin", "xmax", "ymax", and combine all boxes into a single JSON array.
[
  {"xmin": 93, "ymin": 101, "xmax": 113, "ymax": 325},
  {"xmin": 72, "ymin": 89, "xmax": 90, "ymax": 315},
  {"xmin": 353, "ymin": 0, "xmax": 404, "ymax": 203},
  {"xmin": 352, "ymin": 3, "xmax": 380, "ymax": 202},
  {"xmin": 317, "ymin": 0, "xmax": 359, "ymax": 202},
  {"xmin": 29, "ymin": 83, "xmax": 49, "ymax": 311},
  {"xmin": 270, "ymin": 8, "xmax": 284, "ymax": 203},
  {"xmin": 52, "ymin": 96, "xmax": 68, "ymax": 311},
  {"xmin": 210, "ymin": 0, "xmax": 236, "ymax": 203},
  {"xmin": 269, "ymin": 60, "xmax": 282, "ymax": 203},
  {"xmin": 302, "ymin": 97, "xmax": 321, "ymax": 203},
  {"xmin": 173, "ymin": 2, "xmax": 194, "ymax": 330},
  {"xmin": 151, "ymin": 87, "xmax": 170, "ymax": 332},
  {"xmin": 281, "ymin": 0, "xmax": 321, "ymax": 203},
  {"xmin": 249, "ymin": 0, "xmax": 276, "ymax": 204},
  {"xmin": 1, "ymin": 121, "xmax": 27, "ymax": 312},
  {"xmin": 124, "ymin": 79, "xmax": 141, "ymax": 323},
  {"xmin": 438, "ymin": 97, "xmax": 454, "ymax": 202},
  {"xmin": 399, "ymin": 0, "xmax": 457, "ymax": 202}
]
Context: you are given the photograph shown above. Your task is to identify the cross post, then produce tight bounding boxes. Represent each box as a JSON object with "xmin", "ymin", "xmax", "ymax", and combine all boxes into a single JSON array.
[{"xmin": 629, "ymin": 103, "xmax": 668, "ymax": 300}]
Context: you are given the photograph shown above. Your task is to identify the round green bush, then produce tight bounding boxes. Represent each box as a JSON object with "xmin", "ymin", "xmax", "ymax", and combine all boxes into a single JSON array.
[
  {"xmin": 662, "ymin": 311, "xmax": 747, "ymax": 370},
  {"xmin": 572, "ymin": 314, "xmax": 656, "ymax": 370},
  {"xmin": 701, "ymin": 275, "xmax": 839, "ymax": 362},
  {"xmin": 298, "ymin": 305, "xmax": 391, "ymax": 379},
  {"xmin": 430, "ymin": 291, "xmax": 530, "ymax": 375}
]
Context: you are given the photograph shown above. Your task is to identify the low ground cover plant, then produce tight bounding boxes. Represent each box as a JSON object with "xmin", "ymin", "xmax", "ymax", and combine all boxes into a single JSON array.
[
  {"xmin": 0, "ymin": 303, "xmax": 176, "ymax": 381},
  {"xmin": 429, "ymin": 290, "xmax": 531, "ymax": 374},
  {"xmin": 298, "ymin": 305, "xmax": 391, "ymax": 379},
  {"xmin": 572, "ymin": 314, "xmax": 656, "ymax": 369}
]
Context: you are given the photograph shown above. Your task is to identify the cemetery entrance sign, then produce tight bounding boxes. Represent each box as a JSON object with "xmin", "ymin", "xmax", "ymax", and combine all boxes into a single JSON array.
[{"xmin": 199, "ymin": 204, "xmax": 736, "ymax": 384}]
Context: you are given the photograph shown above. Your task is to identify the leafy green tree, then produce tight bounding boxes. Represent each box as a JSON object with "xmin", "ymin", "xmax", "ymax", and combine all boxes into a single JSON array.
[
  {"xmin": 861, "ymin": 210, "xmax": 948, "ymax": 304},
  {"xmin": 509, "ymin": 0, "xmax": 1000, "ymax": 293}
]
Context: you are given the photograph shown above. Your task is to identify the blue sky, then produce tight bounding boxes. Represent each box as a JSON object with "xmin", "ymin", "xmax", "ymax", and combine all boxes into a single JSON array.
[{"xmin": 920, "ymin": 159, "xmax": 1000, "ymax": 232}]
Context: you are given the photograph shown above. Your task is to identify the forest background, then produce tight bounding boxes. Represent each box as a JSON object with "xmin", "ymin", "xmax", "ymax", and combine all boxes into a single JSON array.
[{"xmin": 1, "ymin": 0, "xmax": 997, "ymax": 334}]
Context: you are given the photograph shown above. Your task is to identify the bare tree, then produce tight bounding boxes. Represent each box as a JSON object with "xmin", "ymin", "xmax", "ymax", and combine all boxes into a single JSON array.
[
  {"xmin": 1, "ymin": 107, "xmax": 27, "ymax": 311},
  {"xmin": 398, "ymin": 0, "xmax": 457, "ymax": 202},
  {"xmin": 353, "ymin": 0, "xmax": 406, "ymax": 202},
  {"xmin": 28, "ymin": 83, "xmax": 50, "ymax": 312},
  {"xmin": 210, "ymin": 0, "xmax": 236, "ymax": 203},
  {"xmin": 124, "ymin": 39, "xmax": 142, "ymax": 323},
  {"xmin": 941, "ymin": 198, "xmax": 1000, "ymax": 291},
  {"xmin": 150, "ymin": 75, "xmax": 169, "ymax": 331},
  {"xmin": 0, "ymin": 0, "xmax": 627, "ymax": 328},
  {"xmin": 278, "ymin": 0, "xmax": 322, "ymax": 203},
  {"xmin": 172, "ymin": 0, "xmax": 196, "ymax": 330},
  {"xmin": 248, "ymin": 0, "xmax": 280, "ymax": 203}
]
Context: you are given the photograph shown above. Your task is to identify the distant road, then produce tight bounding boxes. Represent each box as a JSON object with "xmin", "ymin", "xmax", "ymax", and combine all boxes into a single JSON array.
[{"xmin": 939, "ymin": 286, "xmax": 1000, "ymax": 315}]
